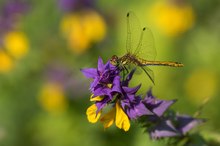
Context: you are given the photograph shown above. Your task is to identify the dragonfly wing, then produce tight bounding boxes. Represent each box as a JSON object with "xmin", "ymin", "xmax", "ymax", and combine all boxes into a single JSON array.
[
  {"xmin": 127, "ymin": 64, "xmax": 143, "ymax": 74},
  {"xmin": 133, "ymin": 27, "xmax": 157, "ymax": 61},
  {"xmin": 140, "ymin": 66, "xmax": 155, "ymax": 84},
  {"xmin": 126, "ymin": 11, "xmax": 142, "ymax": 54}
]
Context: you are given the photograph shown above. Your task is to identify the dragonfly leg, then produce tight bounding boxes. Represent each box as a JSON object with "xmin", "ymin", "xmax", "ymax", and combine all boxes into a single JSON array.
[
  {"xmin": 124, "ymin": 66, "xmax": 129, "ymax": 74},
  {"xmin": 121, "ymin": 65, "xmax": 128, "ymax": 81},
  {"xmin": 122, "ymin": 68, "xmax": 125, "ymax": 81},
  {"xmin": 141, "ymin": 66, "xmax": 155, "ymax": 85}
]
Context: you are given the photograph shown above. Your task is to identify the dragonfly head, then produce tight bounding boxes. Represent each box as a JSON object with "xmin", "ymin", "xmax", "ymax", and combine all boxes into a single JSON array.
[{"xmin": 110, "ymin": 55, "xmax": 119, "ymax": 66}]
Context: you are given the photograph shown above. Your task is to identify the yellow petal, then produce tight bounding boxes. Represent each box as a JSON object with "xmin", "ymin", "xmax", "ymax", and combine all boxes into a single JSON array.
[
  {"xmin": 100, "ymin": 108, "xmax": 115, "ymax": 129},
  {"xmin": 86, "ymin": 104, "xmax": 101, "ymax": 123},
  {"xmin": 115, "ymin": 101, "xmax": 130, "ymax": 131},
  {"xmin": 90, "ymin": 95, "xmax": 104, "ymax": 102}
]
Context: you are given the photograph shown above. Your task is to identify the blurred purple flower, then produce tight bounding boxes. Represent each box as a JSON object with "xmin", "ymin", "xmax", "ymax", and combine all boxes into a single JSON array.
[
  {"xmin": 2, "ymin": 0, "xmax": 29, "ymax": 17},
  {"xmin": 58, "ymin": 0, "xmax": 94, "ymax": 12},
  {"xmin": 45, "ymin": 64, "xmax": 90, "ymax": 98},
  {"xmin": 46, "ymin": 64, "xmax": 71, "ymax": 84},
  {"xmin": 149, "ymin": 114, "xmax": 205, "ymax": 139},
  {"xmin": 0, "ymin": 0, "xmax": 29, "ymax": 34}
]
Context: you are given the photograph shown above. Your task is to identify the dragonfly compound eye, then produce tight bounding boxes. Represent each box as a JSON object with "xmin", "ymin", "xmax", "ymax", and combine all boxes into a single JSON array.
[{"xmin": 110, "ymin": 55, "xmax": 119, "ymax": 66}]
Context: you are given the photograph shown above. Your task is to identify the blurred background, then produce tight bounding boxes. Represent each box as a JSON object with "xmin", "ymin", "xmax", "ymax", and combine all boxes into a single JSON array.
[{"xmin": 0, "ymin": 0, "xmax": 219, "ymax": 145}]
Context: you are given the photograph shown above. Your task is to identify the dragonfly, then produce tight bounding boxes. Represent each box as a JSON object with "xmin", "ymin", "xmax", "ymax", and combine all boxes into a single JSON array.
[{"xmin": 110, "ymin": 12, "xmax": 184, "ymax": 84}]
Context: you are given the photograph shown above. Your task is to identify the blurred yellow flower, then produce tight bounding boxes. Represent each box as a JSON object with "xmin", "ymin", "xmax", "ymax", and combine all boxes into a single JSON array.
[
  {"xmin": 82, "ymin": 11, "xmax": 106, "ymax": 42},
  {"xmin": 3, "ymin": 31, "xmax": 29, "ymax": 59},
  {"xmin": 60, "ymin": 10, "xmax": 106, "ymax": 54},
  {"xmin": 184, "ymin": 69, "xmax": 218, "ymax": 105},
  {"xmin": 150, "ymin": 1, "xmax": 195, "ymax": 36},
  {"xmin": 0, "ymin": 50, "xmax": 14, "ymax": 73},
  {"xmin": 38, "ymin": 83, "xmax": 67, "ymax": 114}
]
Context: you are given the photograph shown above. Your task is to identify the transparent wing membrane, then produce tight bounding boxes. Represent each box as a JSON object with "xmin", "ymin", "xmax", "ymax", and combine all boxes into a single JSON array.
[
  {"xmin": 126, "ymin": 11, "xmax": 142, "ymax": 54},
  {"xmin": 133, "ymin": 27, "xmax": 157, "ymax": 61},
  {"xmin": 127, "ymin": 64, "xmax": 143, "ymax": 74}
]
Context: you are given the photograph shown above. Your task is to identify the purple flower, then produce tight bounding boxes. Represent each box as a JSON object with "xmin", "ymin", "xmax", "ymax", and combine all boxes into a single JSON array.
[
  {"xmin": 121, "ymin": 87, "xmax": 175, "ymax": 120},
  {"xmin": 150, "ymin": 119, "xmax": 180, "ymax": 139},
  {"xmin": 175, "ymin": 114, "xmax": 205, "ymax": 135},
  {"xmin": 81, "ymin": 58, "xmax": 150, "ymax": 118},
  {"xmin": 81, "ymin": 57, "xmax": 123, "ymax": 112},
  {"xmin": 149, "ymin": 114, "xmax": 205, "ymax": 139},
  {"xmin": 81, "ymin": 57, "xmax": 121, "ymax": 96},
  {"xmin": 95, "ymin": 95, "xmax": 111, "ymax": 112},
  {"xmin": 122, "ymin": 95, "xmax": 154, "ymax": 119},
  {"xmin": 120, "ymin": 85, "xmax": 153, "ymax": 119},
  {"xmin": 143, "ymin": 89, "xmax": 176, "ymax": 117}
]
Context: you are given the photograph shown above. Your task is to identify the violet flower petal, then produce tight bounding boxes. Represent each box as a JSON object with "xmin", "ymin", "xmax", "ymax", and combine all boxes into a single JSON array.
[
  {"xmin": 81, "ymin": 68, "xmax": 97, "ymax": 79},
  {"xmin": 126, "ymin": 102, "xmax": 153, "ymax": 119},
  {"xmin": 95, "ymin": 96, "xmax": 111, "ymax": 113},
  {"xmin": 143, "ymin": 89, "xmax": 176, "ymax": 117},
  {"xmin": 176, "ymin": 115, "xmax": 205, "ymax": 134},
  {"xmin": 149, "ymin": 120, "xmax": 180, "ymax": 139},
  {"xmin": 122, "ymin": 84, "xmax": 141, "ymax": 95},
  {"xmin": 111, "ymin": 76, "xmax": 122, "ymax": 93},
  {"xmin": 97, "ymin": 57, "xmax": 104, "ymax": 73},
  {"xmin": 151, "ymin": 100, "xmax": 176, "ymax": 117}
]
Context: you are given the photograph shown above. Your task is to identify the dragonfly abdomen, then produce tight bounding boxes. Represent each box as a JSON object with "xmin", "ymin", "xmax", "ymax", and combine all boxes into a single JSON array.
[{"xmin": 137, "ymin": 58, "xmax": 184, "ymax": 67}]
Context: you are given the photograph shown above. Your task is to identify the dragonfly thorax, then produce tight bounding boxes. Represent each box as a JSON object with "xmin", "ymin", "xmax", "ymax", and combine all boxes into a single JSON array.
[
  {"xmin": 120, "ymin": 53, "xmax": 140, "ymax": 66},
  {"xmin": 111, "ymin": 54, "xmax": 136, "ymax": 66}
]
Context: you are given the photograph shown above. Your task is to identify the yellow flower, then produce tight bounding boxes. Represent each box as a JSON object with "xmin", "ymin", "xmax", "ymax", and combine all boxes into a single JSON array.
[
  {"xmin": 184, "ymin": 69, "xmax": 217, "ymax": 105},
  {"xmin": 60, "ymin": 10, "xmax": 106, "ymax": 54},
  {"xmin": 150, "ymin": 1, "xmax": 195, "ymax": 36},
  {"xmin": 86, "ymin": 101, "xmax": 130, "ymax": 132},
  {"xmin": 3, "ymin": 31, "xmax": 29, "ymax": 59},
  {"xmin": 38, "ymin": 83, "xmax": 67, "ymax": 114},
  {"xmin": 86, "ymin": 104, "xmax": 102, "ymax": 123},
  {"xmin": 114, "ymin": 101, "xmax": 130, "ymax": 131},
  {"xmin": 0, "ymin": 50, "xmax": 14, "ymax": 73}
]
